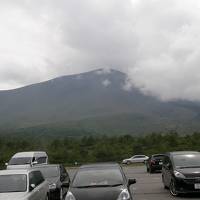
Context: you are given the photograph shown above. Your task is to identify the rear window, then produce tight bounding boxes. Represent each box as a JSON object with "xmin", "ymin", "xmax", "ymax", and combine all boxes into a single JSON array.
[
  {"xmin": 152, "ymin": 155, "xmax": 164, "ymax": 159},
  {"xmin": 0, "ymin": 174, "xmax": 27, "ymax": 193},
  {"xmin": 72, "ymin": 167, "xmax": 124, "ymax": 187},
  {"xmin": 8, "ymin": 157, "xmax": 32, "ymax": 165},
  {"xmin": 39, "ymin": 166, "xmax": 59, "ymax": 178}
]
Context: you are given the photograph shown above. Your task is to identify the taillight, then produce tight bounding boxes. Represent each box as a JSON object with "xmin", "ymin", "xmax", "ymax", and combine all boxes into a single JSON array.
[{"xmin": 150, "ymin": 159, "xmax": 156, "ymax": 165}]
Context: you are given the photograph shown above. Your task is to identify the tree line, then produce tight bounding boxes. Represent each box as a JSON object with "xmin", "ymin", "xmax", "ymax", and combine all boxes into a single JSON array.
[{"xmin": 1, "ymin": 132, "xmax": 200, "ymax": 168}]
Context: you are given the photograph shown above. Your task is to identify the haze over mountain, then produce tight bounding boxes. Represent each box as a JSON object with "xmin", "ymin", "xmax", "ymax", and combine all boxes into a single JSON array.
[{"xmin": 0, "ymin": 69, "xmax": 200, "ymax": 136}]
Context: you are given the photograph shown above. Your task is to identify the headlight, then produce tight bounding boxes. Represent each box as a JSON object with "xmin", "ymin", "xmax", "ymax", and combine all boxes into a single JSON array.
[
  {"xmin": 117, "ymin": 189, "xmax": 130, "ymax": 200},
  {"xmin": 65, "ymin": 191, "xmax": 76, "ymax": 200},
  {"xmin": 49, "ymin": 183, "xmax": 57, "ymax": 190},
  {"xmin": 174, "ymin": 170, "xmax": 185, "ymax": 179}
]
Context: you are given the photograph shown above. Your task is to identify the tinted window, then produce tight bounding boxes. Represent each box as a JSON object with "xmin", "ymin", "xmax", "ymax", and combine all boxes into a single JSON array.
[
  {"xmin": 29, "ymin": 171, "xmax": 44, "ymax": 187},
  {"xmin": 9, "ymin": 157, "xmax": 32, "ymax": 165},
  {"xmin": 133, "ymin": 156, "xmax": 145, "ymax": 158},
  {"xmin": 72, "ymin": 167, "xmax": 124, "ymax": 187},
  {"xmin": 163, "ymin": 155, "xmax": 170, "ymax": 165},
  {"xmin": 40, "ymin": 166, "xmax": 59, "ymax": 178},
  {"xmin": 36, "ymin": 157, "xmax": 47, "ymax": 164},
  {"xmin": 60, "ymin": 165, "xmax": 69, "ymax": 181},
  {"xmin": 0, "ymin": 174, "xmax": 27, "ymax": 193},
  {"xmin": 173, "ymin": 154, "xmax": 200, "ymax": 168}
]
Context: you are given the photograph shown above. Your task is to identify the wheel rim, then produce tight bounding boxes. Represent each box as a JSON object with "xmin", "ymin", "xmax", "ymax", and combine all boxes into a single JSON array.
[{"xmin": 170, "ymin": 180, "xmax": 178, "ymax": 196}]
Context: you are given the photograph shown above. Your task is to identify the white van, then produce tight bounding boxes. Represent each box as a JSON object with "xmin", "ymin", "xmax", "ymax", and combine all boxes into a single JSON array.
[{"xmin": 6, "ymin": 151, "xmax": 48, "ymax": 169}]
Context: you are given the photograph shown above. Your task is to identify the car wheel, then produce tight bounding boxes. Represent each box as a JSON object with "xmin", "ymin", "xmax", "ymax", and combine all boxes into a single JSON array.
[
  {"xmin": 169, "ymin": 179, "xmax": 179, "ymax": 196},
  {"xmin": 127, "ymin": 161, "xmax": 131, "ymax": 165}
]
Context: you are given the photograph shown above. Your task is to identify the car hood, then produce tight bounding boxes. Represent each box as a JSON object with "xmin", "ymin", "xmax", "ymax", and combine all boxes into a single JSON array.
[
  {"xmin": 0, "ymin": 192, "xmax": 27, "ymax": 200},
  {"xmin": 70, "ymin": 186, "xmax": 125, "ymax": 200},
  {"xmin": 177, "ymin": 168, "xmax": 200, "ymax": 177}
]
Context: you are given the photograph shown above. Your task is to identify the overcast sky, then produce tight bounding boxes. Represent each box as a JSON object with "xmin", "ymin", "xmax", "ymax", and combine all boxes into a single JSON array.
[{"xmin": 1, "ymin": 0, "xmax": 200, "ymax": 101}]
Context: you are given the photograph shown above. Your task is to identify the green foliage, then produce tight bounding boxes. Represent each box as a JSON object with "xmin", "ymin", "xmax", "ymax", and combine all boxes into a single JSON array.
[{"xmin": 1, "ymin": 132, "xmax": 200, "ymax": 168}]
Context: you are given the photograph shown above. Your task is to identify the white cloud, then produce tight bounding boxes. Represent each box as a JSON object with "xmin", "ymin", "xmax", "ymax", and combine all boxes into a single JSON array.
[{"xmin": 1, "ymin": 0, "xmax": 200, "ymax": 101}]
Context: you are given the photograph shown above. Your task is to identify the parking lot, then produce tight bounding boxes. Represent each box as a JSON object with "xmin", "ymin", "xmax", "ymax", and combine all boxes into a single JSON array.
[{"xmin": 68, "ymin": 165, "xmax": 200, "ymax": 200}]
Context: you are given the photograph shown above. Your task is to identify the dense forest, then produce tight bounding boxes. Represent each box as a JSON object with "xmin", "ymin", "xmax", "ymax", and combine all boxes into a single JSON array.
[{"xmin": 1, "ymin": 132, "xmax": 200, "ymax": 169}]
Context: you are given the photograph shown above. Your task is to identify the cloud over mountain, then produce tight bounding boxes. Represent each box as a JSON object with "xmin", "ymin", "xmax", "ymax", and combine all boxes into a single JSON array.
[{"xmin": 1, "ymin": 0, "xmax": 200, "ymax": 101}]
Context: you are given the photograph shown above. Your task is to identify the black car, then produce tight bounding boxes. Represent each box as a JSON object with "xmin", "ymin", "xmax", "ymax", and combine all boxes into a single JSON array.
[
  {"xmin": 162, "ymin": 151, "xmax": 200, "ymax": 196},
  {"xmin": 146, "ymin": 154, "xmax": 164, "ymax": 173},
  {"xmin": 33, "ymin": 164, "xmax": 70, "ymax": 200},
  {"xmin": 65, "ymin": 163, "xmax": 136, "ymax": 200}
]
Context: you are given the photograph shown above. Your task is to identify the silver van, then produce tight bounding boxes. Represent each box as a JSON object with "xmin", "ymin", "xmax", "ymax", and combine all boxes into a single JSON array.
[{"xmin": 6, "ymin": 151, "xmax": 48, "ymax": 169}]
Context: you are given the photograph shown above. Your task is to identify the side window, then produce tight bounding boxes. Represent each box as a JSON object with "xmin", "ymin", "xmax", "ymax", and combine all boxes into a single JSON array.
[
  {"xmin": 163, "ymin": 155, "xmax": 172, "ymax": 168},
  {"xmin": 163, "ymin": 156, "xmax": 168, "ymax": 165},
  {"xmin": 60, "ymin": 165, "xmax": 69, "ymax": 181},
  {"xmin": 138, "ymin": 156, "xmax": 145, "ymax": 158},
  {"xmin": 36, "ymin": 157, "xmax": 47, "ymax": 164},
  {"xmin": 29, "ymin": 171, "xmax": 44, "ymax": 188}
]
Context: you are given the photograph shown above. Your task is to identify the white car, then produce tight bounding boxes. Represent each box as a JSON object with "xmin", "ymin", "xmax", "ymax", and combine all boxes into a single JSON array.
[
  {"xmin": 0, "ymin": 169, "xmax": 49, "ymax": 200},
  {"xmin": 6, "ymin": 151, "xmax": 48, "ymax": 169},
  {"xmin": 122, "ymin": 155, "xmax": 149, "ymax": 164}
]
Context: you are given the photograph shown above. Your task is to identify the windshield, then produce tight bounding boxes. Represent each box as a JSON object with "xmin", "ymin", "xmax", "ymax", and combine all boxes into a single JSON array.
[
  {"xmin": 39, "ymin": 166, "xmax": 59, "ymax": 178},
  {"xmin": 173, "ymin": 154, "xmax": 200, "ymax": 168},
  {"xmin": 8, "ymin": 157, "xmax": 32, "ymax": 165},
  {"xmin": 0, "ymin": 174, "xmax": 27, "ymax": 193},
  {"xmin": 72, "ymin": 168, "xmax": 124, "ymax": 187}
]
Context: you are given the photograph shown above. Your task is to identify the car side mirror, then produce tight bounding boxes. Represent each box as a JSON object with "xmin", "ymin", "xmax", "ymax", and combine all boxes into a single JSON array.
[
  {"xmin": 166, "ymin": 163, "xmax": 171, "ymax": 170},
  {"xmin": 128, "ymin": 178, "xmax": 136, "ymax": 186},
  {"xmin": 29, "ymin": 184, "xmax": 36, "ymax": 191},
  {"xmin": 32, "ymin": 161, "xmax": 38, "ymax": 166},
  {"xmin": 62, "ymin": 181, "xmax": 70, "ymax": 188}
]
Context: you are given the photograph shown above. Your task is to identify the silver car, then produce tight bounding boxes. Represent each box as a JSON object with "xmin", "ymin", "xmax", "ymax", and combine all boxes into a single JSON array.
[
  {"xmin": 122, "ymin": 155, "xmax": 149, "ymax": 164},
  {"xmin": 0, "ymin": 169, "xmax": 49, "ymax": 200}
]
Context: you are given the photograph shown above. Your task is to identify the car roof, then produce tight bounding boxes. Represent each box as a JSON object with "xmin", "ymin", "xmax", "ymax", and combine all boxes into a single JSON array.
[
  {"xmin": 168, "ymin": 151, "xmax": 200, "ymax": 156},
  {"xmin": 0, "ymin": 168, "xmax": 39, "ymax": 175},
  {"xmin": 152, "ymin": 154, "xmax": 165, "ymax": 157},
  {"xmin": 80, "ymin": 162, "xmax": 120, "ymax": 169},
  {"xmin": 12, "ymin": 151, "xmax": 47, "ymax": 158},
  {"xmin": 32, "ymin": 164, "xmax": 60, "ymax": 169}
]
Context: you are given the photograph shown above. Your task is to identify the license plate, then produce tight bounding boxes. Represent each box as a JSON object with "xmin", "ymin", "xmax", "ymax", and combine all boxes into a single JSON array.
[
  {"xmin": 194, "ymin": 184, "xmax": 200, "ymax": 189},
  {"xmin": 159, "ymin": 162, "xmax": 163, "ymax": 165}
]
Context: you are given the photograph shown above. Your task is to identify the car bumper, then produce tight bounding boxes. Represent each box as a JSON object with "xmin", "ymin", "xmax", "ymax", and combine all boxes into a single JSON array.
[
  {"xmin": 175, "ymin": 178, "xmax": 200, "ymax": 194},
  {"xmin": 150, "ymin": 164, "xmax": 162, "ymax": 170},
  {"xmin": 49, "ymin": 188, "xmax": 60, "ymax": 200}
]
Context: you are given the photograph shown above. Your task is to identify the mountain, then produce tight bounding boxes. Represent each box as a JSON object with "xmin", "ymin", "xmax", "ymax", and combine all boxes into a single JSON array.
[{"xmin": 0, "ymin": 68, "xmax": 200, "ymax": 136}]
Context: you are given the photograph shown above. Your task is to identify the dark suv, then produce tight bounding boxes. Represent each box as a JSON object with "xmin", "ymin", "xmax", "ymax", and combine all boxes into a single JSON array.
[
  {"xmin": 162, "ymin": 151, "xmax": 200, "ymax": 196},
  {"xmin": 146, "ymin": 154, "xmax": 164, "ymax": 173}
]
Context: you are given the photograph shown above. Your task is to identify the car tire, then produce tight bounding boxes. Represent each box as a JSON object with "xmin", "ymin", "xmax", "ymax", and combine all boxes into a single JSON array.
[
  {"xmin": 169, "ymin": 179, "xmax": 179, "ymax": 196},
  {"xmin": 127, "ymin": 161, "xmax": 131, "ymax": 165}
]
